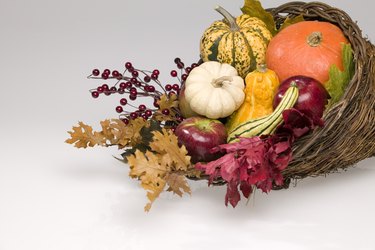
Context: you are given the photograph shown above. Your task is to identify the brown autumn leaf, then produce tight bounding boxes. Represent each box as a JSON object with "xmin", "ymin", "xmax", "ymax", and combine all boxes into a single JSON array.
[
  {"xmin": 128, "ymin": 150, "xmax": 167, "ymax": 179},
  {"xmin": 126, "ymin": 129, "xmax": 193, "ymax": 211},
  {"xmin": 66, "ymin": 118, "xmax": 150, "ymax": 149},
  {"xmin": 150, "ymin": 129, "xmax": 191, "ymax": 170},
  {"xmin": 143, "ymin": 177, "xmax": 166, "ymax": 212},
  {"xmin": 65, "ymin": 122, "xmax": 106, "ymax": 148},
  {"xmin": 127, "ymin": 118, "xmax": 150, "ymax": 146},
  {"xmin": 99, "ymin": 119, "xmax": 116, "ymax": 143},
  {"xmin": 154, "ymin": 94, "xmax": 179, "ymax": 122},
  {"xmin": 127, "ymin": 150, "xmax": 169, "ymax": 211},
  {"xmin": 165, "ymin": 173, "xmax": 191, "ymax": 197}
]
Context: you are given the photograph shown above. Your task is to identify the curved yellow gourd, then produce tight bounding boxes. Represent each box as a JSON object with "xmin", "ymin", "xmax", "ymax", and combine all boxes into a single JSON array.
[{"xmin": 226, "ymin": 64, "xmax": 280, "ymax": 133}]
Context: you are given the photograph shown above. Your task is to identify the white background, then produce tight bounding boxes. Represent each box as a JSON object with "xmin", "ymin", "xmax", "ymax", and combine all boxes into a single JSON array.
[{"xmin": 0, "ymin": 0, "xmax": 374, "ymax": 249}]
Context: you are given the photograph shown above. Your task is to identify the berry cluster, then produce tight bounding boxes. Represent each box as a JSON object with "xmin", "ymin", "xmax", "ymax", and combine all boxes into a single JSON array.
[{"xmin": 88, "ymin": 58, "xmax": 200, "ymax": 125}]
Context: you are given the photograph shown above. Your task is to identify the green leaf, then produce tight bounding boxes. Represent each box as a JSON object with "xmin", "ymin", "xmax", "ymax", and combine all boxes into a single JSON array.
[
  {"xmin": 324, "ymin": 43, "xmax": 354, "ymax": 106},
  {"xmin": 241, "ymin": 0, "xmax": 276, "ymax": 35},
  {"xmin": 279, "ymin": 15, "xmax": 305, "ymax": 31}
]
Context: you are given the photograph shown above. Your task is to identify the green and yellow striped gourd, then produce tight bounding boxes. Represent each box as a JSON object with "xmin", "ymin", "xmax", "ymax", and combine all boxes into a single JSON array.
[
  {"xmin": 227, "ymin": 84, "xmax": 299, "ymax": 143},
  {"xmin": 200, "ymin": 6, "xmax": 272, "ymax": 78}
]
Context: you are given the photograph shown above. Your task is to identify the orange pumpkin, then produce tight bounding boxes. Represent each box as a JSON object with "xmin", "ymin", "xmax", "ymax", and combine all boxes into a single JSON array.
[{"xmin": 266, "ymin": 21, "xmax": 349, "ymax": 84}]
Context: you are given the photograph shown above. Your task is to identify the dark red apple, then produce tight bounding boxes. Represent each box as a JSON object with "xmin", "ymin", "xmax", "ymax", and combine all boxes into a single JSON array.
[
  {"xmin": 175, "ymin": 117, "xmax": 227, "ymax": 163},
  {"xmin": 273, "ymin": 75, "xmax": 330, "ymax": 118}
]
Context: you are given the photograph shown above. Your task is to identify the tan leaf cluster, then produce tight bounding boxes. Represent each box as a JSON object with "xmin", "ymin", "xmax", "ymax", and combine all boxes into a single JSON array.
[
  {"xmin": 154, "ymin": 94, "xmax": 179, "ymax": 121},
  {"xmin": 150, "ymin": 129, "xmax": 190, "ymax": 170},
  {"xmin": 126, "ymin": 129, "xmax": 193, "ymax": 212},
  {"xmin": 66, "ymin": 118, "xmax": 149, "ymax": 148}
]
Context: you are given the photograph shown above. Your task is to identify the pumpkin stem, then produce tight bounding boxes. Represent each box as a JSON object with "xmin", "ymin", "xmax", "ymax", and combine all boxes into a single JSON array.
[
  {"xmin": 257, "ymin": 63, "xmax": 268, "ymax": 73},
  {"xmin": 307, "ymin": 32, "xmax": 323, "ymax": 47},
  {"xmin": 215, "ymin": 5, "xmax": 240, "ymax": 31},
  {"xmin": 212, "ymin": 76, "xmax": 233, "ymax": 88}
]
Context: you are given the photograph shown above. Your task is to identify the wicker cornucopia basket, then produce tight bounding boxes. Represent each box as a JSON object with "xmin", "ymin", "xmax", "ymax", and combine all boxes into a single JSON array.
[
  {"xmin": 66, "ymin": 1, "xmax": 375, "ymax": 210},
  {"xmin": 263, "ymin": 2, "xmax": 375, "ymax": 188}
]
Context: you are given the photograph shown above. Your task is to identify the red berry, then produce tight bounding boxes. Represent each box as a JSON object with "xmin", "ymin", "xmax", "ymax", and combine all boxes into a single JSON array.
[
  {"xmin": 141, "ymin": 114, "xmax": 148, "ymax": 120},
  {"xmin": 170, "ymin": 70, "xmax": 178, "ymax": 77},
  {"xmin": 151, "ymin": 73, "xmax": 158, "ymax": 80},
  {"xmin": 138, "ymin": 104, "xmax": 146, "ymax": 111},
  {"xmin": 110, "ymin": 86, "xmax": 117, "ymax": 93},
  {"xmin": 153, "ymin": 100, "xmax": 160, "ymax": 108},
  {"xmin": 125, "ymin": 62, "xmax": 132, "ymax": 69},
  {"xmin": 144, "ymin": 76, "xmax": 151, "ymax": 82},
  {"xmin": 145, "ymin": 110, "xmax": 152, "ymax": 117},
  {"xmin": 92, "ymin": 69, "xmax": 100, "ymax": 76},
  {"xmin": 125, "ymin": 82, "xmax": 132, "ymax": 89},
  {"xmin": 120, "ymin": 98, "xmax": 127, "ymax": 105},
  {"xmin": 132, "ymin": 71, "xmax": 139, "ymax": 77},
  {"xmin": 147, "ymin": 85, "xmax": 155, "ymax": 92},
  {"xmin": 116, "ymin": 106, "xmax": 123, "ymax": 113},
  {"xmin": 172, "ymin": 84, "xmax": 180, "ymax": 91},
  {"xmin": 130, "ymin": 112, "xmax": 138, "ymax": 119},
  {"xmin": 177, "ymin": 116, "xmax": 184, "ymax": 122},
  {"xmin": 112, "ymin": 70, "xmax": 120, "ymax": 77},
  {"xmin": 119, "ymin": 82, "xmax": 126, "ymax": 89},
  {"xmin": 129, "ymin": 95, "xmax": 137, "ymax": 100},
  {"xmin": 103, "ymin": 69, "xmax": 111, "ymax": 75},
  {"xmin": 165, "ymin": 84, "xmax": 172, "ymax": 91},
  {"xmin": 185, "ymin": 67, "xmax": 192, "ymax": 73},
  {"xmin": 101, "ymin": 73, "xmax": 109, "ymax": 79},
  {"xmin": 130, "ymin": 78, "xmax": 137, "ymax": 84},
  {"xmin": 174, "ymin": 58, "xmax": 181, "ymax": 64},
  {"xmin": 191, "ymin": 63, "xmax": 199, "ymax": 68},
  {"xmin": 177, "ymin": 62, "xmax": 184, "ymax": 69},
  {"xmin": 97, "ymin": 86, "xmax": 104, "ymax": 93},
  {"xmin": 102, "ymin": 84, "xmax": 109, "ymax": 90},
  {"xmin": 162, "ymin": 109, "xmax": 170, "ymax": 115},
  {"xmin": 116, "ymin": 74, "xmax": 123, "ymax": 80},
  {"xmin": 152, "ymin": 69, "xmax": 160, "ymax": 75},
  {"xmin": 118, "ymin": 88, "xmax": 125, "ymax": 94},
  {"xmin": 181, "ymin": 74, "xmax": 188, "ymax": 81},
  {"xmin": 91, "ymin": 91, "xmax": 99, "ymax": 98},
  {"xmin": 121, "ymin": 118, "xmax": 129, "ymax": 125},
  {"xmin": 130, "ymin": 87, "xmax": 137, "ymax": 96}
]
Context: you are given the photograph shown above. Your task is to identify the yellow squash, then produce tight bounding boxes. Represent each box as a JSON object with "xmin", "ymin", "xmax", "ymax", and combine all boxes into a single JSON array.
[{"xmin": 226, "ymin": 64, "xmax": 280, "ymax": 133}]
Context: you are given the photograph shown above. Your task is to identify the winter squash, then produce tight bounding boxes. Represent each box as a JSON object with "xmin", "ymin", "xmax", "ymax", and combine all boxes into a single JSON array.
[
  {"xmin": 200, "ymin": 6, "xmax": 272, "ymax": 78},
  {"xmin": 266, "ymin": 21, "xmax": 349, "ymax": 83},
  {"xmin": 184, "ymin": 61, "xmax": 245, "ymax": 119},
  {"xmin": 227, "ymin": 84, "xmax": 299, "ymax": 143},
  {"xmin": 226, "ymin": 64, "xmax": 280, "ymax": 132}
]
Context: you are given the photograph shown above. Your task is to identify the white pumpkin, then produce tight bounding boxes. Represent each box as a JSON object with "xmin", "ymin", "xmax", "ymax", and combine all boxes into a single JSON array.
[{"xmin": 184, "ymin": 61, "xmax": 245, "ymax": 119}]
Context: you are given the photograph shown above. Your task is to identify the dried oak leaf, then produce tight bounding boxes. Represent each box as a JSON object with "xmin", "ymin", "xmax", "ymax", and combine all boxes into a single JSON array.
[
  {"xmin": 127, "ymin": 150, "xmax": 168, "ymax": 211},
  {"xmin": 165, "ymin": 173, "xmax": 191, "ymax": 197},
  {"xmin": 129, "ymin": 118, "xmax": 151, "ymax": 144},
  {"xmin": 150, "ymin": 129, "xmax": 191, "ymax": 170},
  {"xmin": 128, "ymin": 150, "xmax": 167, "ymax": 179},
  {"xmin": 154, "ymin": 94, "xmax": 179, "ymax": 121},
  {"xmin": 65, "ymin": 121, "xmax": 106, "ymax": 148},
  {"xmin": 143, "ymin": 177, "xmax": 166, "ymax": 212},
  {"xmin": 126, "ymin": 129, "xmax": 193, "ymax": 211},
  {"xmin": 66, "ymin": 118, "xmax": 150, "ymax": 149},
  {"xmin": 99, "ymin": 119, "xmax": 116, "ymax": 143}
]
